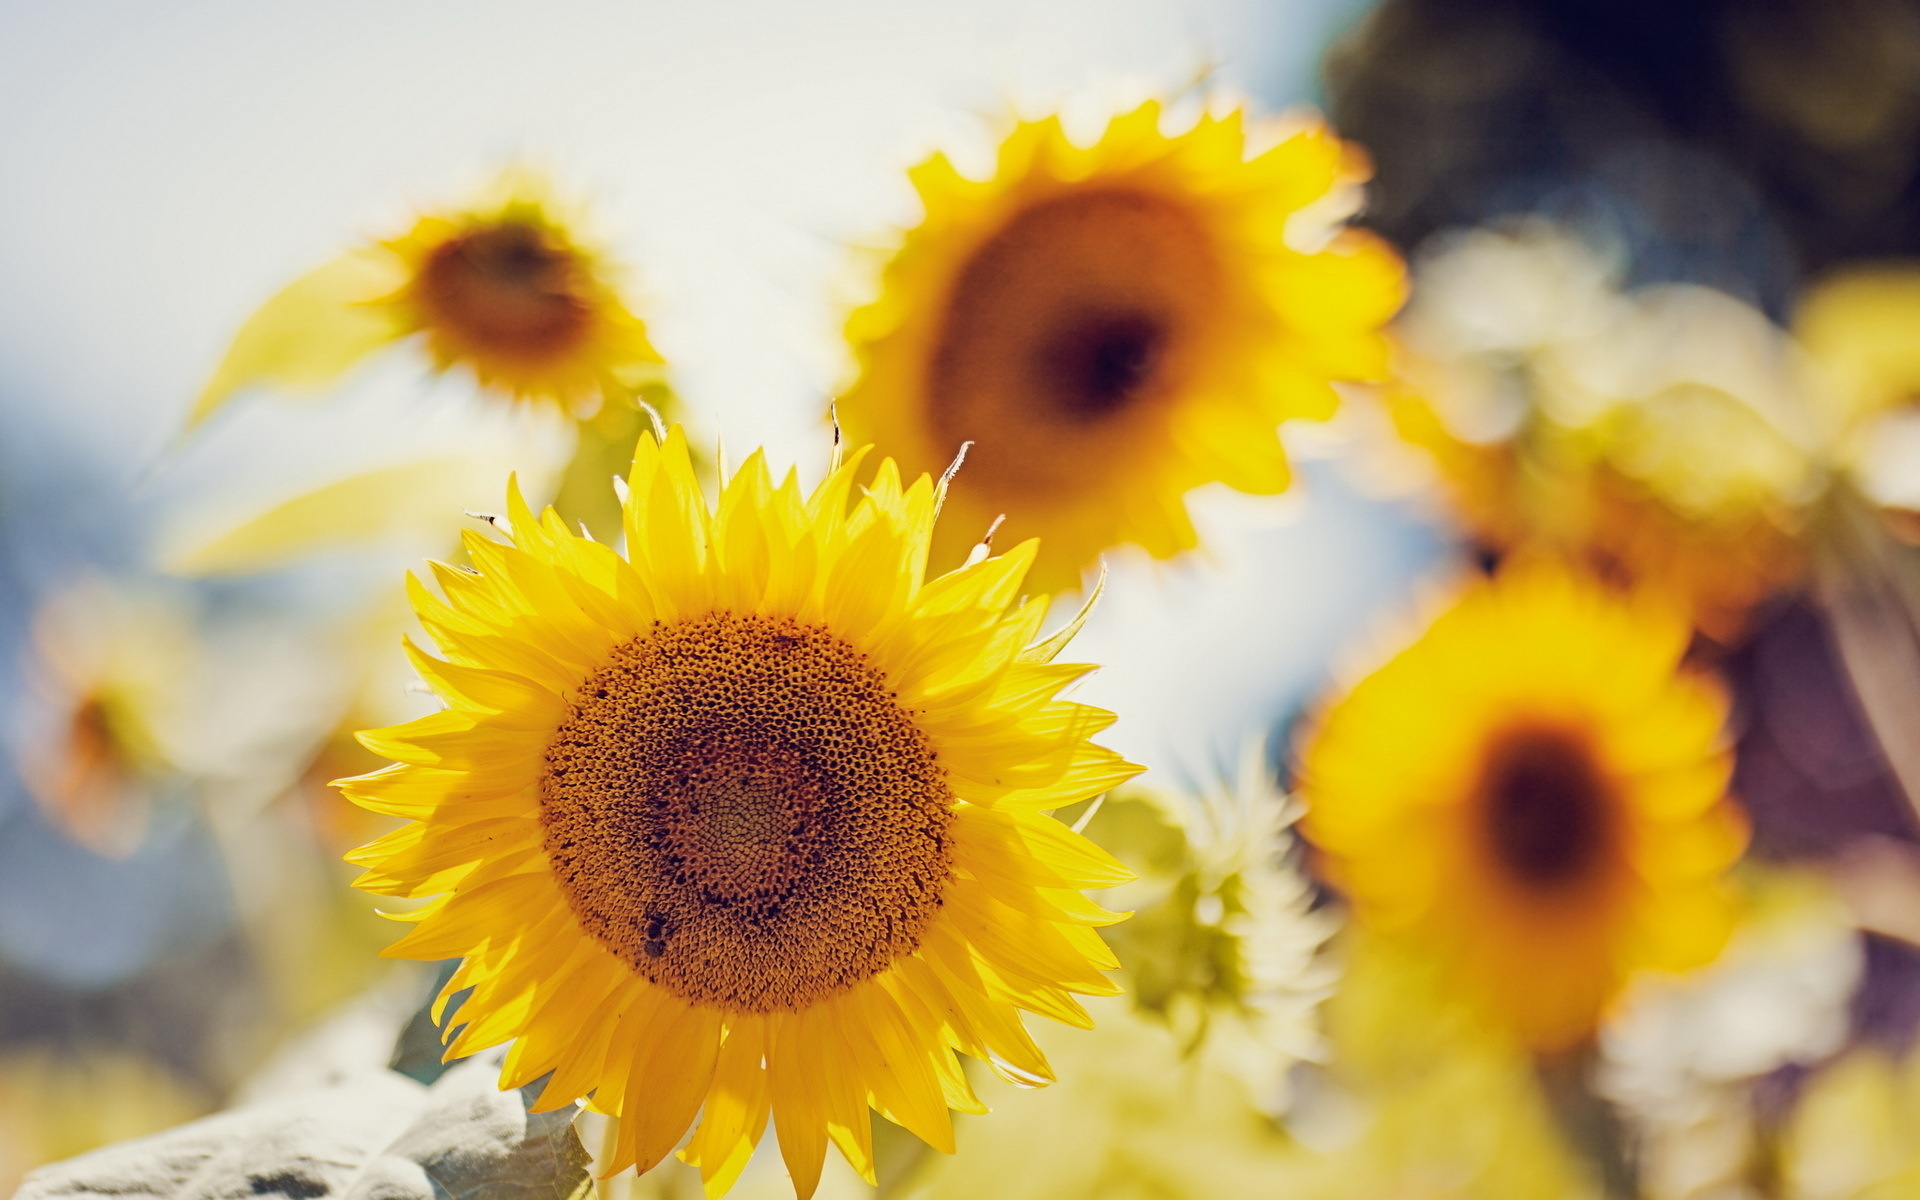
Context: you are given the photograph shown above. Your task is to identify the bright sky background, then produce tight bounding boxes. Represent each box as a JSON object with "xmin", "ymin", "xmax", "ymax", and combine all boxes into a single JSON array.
[
  {"xmin": 0, "ymin": 0, "xmax": 1361, "ymax": 467},
  {"xmin": 0, "ymin": 0, "xmax": 1441, "ymax": 817}
]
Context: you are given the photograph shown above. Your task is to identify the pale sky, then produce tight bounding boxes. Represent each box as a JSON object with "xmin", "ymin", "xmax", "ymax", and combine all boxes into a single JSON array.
[{"xmin": 0, "ymin": 0, "xmax": 1441, "ymax": 787}]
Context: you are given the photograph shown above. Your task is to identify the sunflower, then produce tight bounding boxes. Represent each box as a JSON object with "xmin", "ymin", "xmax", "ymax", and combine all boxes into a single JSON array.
[
  {"xmin": 191, "ymin": 172, "xmax": 661, "ymax": 425},
  {"xmin": 1297, "ymin": 563, "xmax": 1747, "ymax": 1051},
  {"xmin": 19, "ymin": 581, "xmax": 193, "ymax": 856},
  {"xmin": 839, "ymin": 100, "xmax": 1404, "ymax": 593},
  {"xmin": 1385, "ymin": 226, "xmax": 1815, "ymax": 640},
  {"xmin": 1390, "ymin": 385, "xmax": 1808, "ymax": 642},
  {"xmin": 339, "ymin": 426, "xmax": 1141, "ymax": 1198}
]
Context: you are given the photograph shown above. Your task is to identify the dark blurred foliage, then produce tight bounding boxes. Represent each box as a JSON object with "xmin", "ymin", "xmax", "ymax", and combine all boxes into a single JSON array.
[
  {"xmin": 1759, "ymin": 614, "xmax": 1920, "ymax": 1053},
  {"xmin": 1851, "ymin": 934, "xmax": 1920, "ymax": 1054},
  {"xmin": 1326, "ymin": 0, "xmax": 1920, "ymax": 316},
  {"xmin": 1723, "ymin": 601, "xmax": 1919, "ymax": 861}
]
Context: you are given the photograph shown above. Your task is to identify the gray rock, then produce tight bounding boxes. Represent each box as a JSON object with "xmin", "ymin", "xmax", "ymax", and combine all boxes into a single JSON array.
[{"xmin": 17, "ymin": 1056, "xmax": 588, "ymax": 1200}]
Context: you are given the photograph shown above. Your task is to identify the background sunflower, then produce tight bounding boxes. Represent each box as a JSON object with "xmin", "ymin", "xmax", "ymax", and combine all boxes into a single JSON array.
[
  {"xmin": 839, "ymin": 98, "xmax": 1404, "ymax": 593},
  {"xmin": 191, "ymin": 172, "xmax": 663, "ymax": 424},
  {"xmin": 1298, "ymin": 563, "xmax": 1748, "ymax": 1051}
]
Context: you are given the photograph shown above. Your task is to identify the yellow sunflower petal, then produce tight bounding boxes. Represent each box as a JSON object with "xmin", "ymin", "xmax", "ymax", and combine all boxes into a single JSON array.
[
  {"xmin": 189, "ymin": 246, "xmax": 408, "ymax": 426},
  {"xmin": 680, "ymin": 1018, "xmax": 772, "ymax": 1198}
]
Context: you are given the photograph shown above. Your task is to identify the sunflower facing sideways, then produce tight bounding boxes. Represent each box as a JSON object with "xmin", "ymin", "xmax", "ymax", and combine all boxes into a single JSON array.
[
  {"xmin": 839, "ymin": 100, "xmax": 1405, "ymax": 593},
  {"xmin": 338, "ymin": 426, "xmax": 1142, "ymax": 1198},
  {"xmin": 191, "ymin": 172, "xmax": 662, "ymax": 425},
  {"xmin": 1297, "ymin": 564, "xmax": 1747, "ymax": 1052}
]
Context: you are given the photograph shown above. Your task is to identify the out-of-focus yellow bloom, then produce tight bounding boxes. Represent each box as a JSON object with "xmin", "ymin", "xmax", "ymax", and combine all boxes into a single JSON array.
[
  {"xmin": 1298, "ymin": 563, "xmax": 1747, "ymax": 1051},
  {"xmin": 1567, "ymin": 286, "xmax": 1818, "ymax": 520},
  {"xmin": 1797, "ymin": 267, "xmax": 1920, "ymax": 523},
  {"xmin": 1780, "ymin": 1048, "xmax": 1920, "ymax": 1198},
  {"xmin": 1273, "ymin": 931, "xmax": 1602, "ymax": 1200},
  {"xmin": 1389, "ymin": 224, "xmax": 1816, "ymax": 640},
  {"xmin": 848, "ymin": 939, "xmax": 1593, "ymax": 1200},
  {"xmin": 1392, "ymin": 385, "xmax": 1808, "ymax": 642},
  {"xmin": 880, "ymin": 995, "xmax": 1301, "ymax": 1200},
  {"xmin": 340, "ymin": 428, "xmax": 1140, "ymax": 1198},
  {"xmin": 18, "ymin": 582, "xmax": 195, "ymax": 855},
  {"xmin": 1092, "ymin": 740, "xmax": 1337, "ymax": 1116},
  {"xmin": 191, "ymin": 172, "xmax": 661, "ymax": 424},
  {"xmin": 1796, "ymin": 267, "xmax": 1920, "ymax": 432},
  {"xmin": 840, "ymin": 99, "xmax": 1404, "ymax": 593}
]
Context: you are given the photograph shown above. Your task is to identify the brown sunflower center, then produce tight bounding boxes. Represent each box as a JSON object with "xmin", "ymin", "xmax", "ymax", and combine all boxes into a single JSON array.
[
  {"xmin": 1479, "ymin": 725, "xmax": 1614, "ymax": 890},
  {"xmin": 539, "ymin": 612, "xmax": 954, "ymax": 1012},
  {"xmin": 927, "ymin": 186, "xmax": 1221, "ymax": 492},
  {"xmin": 416, "ymin": 221, "xmax": 592, "ymax": 360},
  {"xmin": 45, "ymin": 691, "xmax": 135, "ymax": 844},
  {"xmin": 1041, "ymin": 309, "xmax": 1170, "ymax": 419}
]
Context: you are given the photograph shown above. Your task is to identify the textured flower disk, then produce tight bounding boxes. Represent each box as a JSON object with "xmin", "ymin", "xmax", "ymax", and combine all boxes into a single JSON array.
[
  {"xmin": 339, "ymin": 427, "xmax": 1142, "ymax": 1199},
  {"xmin": 1297, "ymin": 563, "xmax": 1748, "ymax": 1051},
  {"xmin": 839, "ymin": 99, "xmax": 1406, "ymax": 593},
  {"xmin": 191, "ymin": 173, "xmax": 661, "ymax": 425}
]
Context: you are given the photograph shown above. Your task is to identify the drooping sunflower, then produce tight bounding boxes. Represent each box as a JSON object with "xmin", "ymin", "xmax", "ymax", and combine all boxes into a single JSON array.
[
  {"xmin": 192, "ymin": 172, "xmax": 662, "ymax": 424},
  {"xmin": 839, "ymin": 100, "xmax": 1404, "ymax": 593},
  {"xmin": 1297, "ymin": 563, "xmax": 1747, "ymax": 1051},
  {"xmin": 339, "ymin": 427, "xmax": 1141, "ymax": 1198}
]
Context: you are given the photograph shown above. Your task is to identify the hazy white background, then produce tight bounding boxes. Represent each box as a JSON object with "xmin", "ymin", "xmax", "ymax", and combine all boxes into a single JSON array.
[{"xmin": 0, "ymin": 0, "xmax": 1442, "ymax": 786}]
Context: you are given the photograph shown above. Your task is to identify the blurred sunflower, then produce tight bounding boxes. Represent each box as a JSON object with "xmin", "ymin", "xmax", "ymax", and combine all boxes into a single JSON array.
[
  {"xmin": 1392, "ymin": 385, "xmax": 1810, "ymax": 643},
  {"xmin": 886, "ymin": 994, "xmax": 1302, "ymax": 1200},
  {"xmin": 340, "ymin": 427, "xmax": 1141, "ymax": 1198},
  {"xmin": 18, "ymin": 582, "xmax": 195, "ymax": 856},
  {"xmin": 1298, "ymin": 563, "xmax": 1747, "ymax": 1051},
  {"xmin": 191, "ymin": 171, "xmax": 662, "ymax": 425},
  {"xmin": 1779, "ymin": 1043, "xmax": 1920, "ymax": 1197},
  {"xmin": 1386, "ymin": 223, "xmax": 1816, "ymax": 641},
  {"xmin": 839, "ymin": 99, "xmax": 1404, "ymax": 593},
  {"xmin": 1277, "ymin": 931, "xmax": 1602, "ymax": 1199}
]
